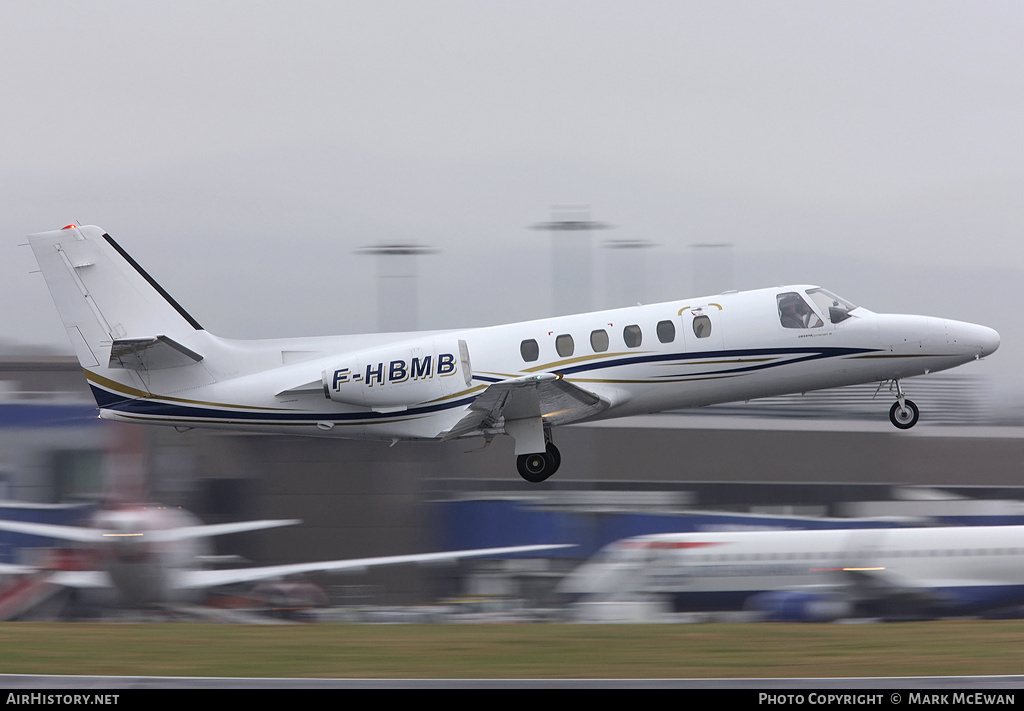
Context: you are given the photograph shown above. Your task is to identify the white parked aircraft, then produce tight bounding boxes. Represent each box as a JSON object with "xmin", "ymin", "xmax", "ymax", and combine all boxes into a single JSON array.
[
  {"xmin": 26, "ymin": 225, "xmax": 999, "ymax": 482},
  {"xmin": 0, "ymin": 510, "xmax": 569, "ymax": 608},
  {"xmin": 558, "ymin": 526, "xmax": 1024, "ymax": 621}
]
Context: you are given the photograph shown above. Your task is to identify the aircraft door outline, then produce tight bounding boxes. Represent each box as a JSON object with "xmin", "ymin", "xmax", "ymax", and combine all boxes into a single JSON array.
[{"xmin": 679, "ymin": 302, "xmax": 725, "ymax": 354}]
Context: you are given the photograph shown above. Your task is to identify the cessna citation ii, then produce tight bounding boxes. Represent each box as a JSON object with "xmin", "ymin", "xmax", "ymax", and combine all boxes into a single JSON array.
[
  {"xmin": 26, "ymin": 225, "xmax": 999, "ymax": 482},
  {"xmin": 558, "ymin": 526, "xmax": 1024, "ymax": 621}
]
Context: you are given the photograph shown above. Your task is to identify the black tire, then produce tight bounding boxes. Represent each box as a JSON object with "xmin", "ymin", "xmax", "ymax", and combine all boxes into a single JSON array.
[
  {"xmin": 889, "ymin": 400, "xmax": 920, "ymax": 429},
  {"xmin": 545, "ymin": 442, "xmax": 561, "ymax": 471},
  {"xmin": 516, "ymin": 443, "xmax": 561, "ymax": 483}
]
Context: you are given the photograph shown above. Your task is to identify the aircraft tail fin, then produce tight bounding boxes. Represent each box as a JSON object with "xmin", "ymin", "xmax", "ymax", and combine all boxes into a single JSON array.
[{"xmin": 28, "ymin": 225, "xmax": 217, "ymax": 406}]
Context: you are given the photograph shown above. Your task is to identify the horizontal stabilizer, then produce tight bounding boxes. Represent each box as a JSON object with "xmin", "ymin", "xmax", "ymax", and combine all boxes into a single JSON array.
[{"xmin": 108, "ymin": 336, "xmax": 203, "ymax": 370}]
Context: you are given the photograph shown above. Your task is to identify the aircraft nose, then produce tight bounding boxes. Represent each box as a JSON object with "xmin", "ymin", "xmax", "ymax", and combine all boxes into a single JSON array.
[
  {"xmin": 946, "ymin": 321, "xmax": 1000, "ymax": 358},
  {"xmin": 979, "ymin": 325, "xmax": 1001, "ymax": 358}
]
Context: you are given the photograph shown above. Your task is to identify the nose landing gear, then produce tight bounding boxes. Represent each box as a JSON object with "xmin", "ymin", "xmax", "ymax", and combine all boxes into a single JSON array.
[{"xmin": 887, "ymin": 380, "xmax": 920, "ymax": 429}]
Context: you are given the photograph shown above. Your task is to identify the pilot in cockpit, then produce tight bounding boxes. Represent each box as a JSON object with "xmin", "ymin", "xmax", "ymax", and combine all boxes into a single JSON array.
[{"xmin": 778, "ymin": 293, "xmax": 823, "ymax": 329}]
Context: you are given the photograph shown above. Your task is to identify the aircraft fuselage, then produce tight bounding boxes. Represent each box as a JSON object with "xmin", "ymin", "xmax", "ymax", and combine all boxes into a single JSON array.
[
  {"xmin": 560, "ymin": 525, "xmax": 1024, "ymax": 621},
  {"xmin": 91, "ymin": 288, "xmax": 997, "ymax": 437}
]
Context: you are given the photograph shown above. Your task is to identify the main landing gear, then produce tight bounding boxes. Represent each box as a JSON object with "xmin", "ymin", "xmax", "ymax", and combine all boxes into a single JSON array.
[
  {"xmin": 516, "ymin": 442, "xmax": 561, "ymax": 483},
  {"xmin": 888, "ymin": 380, "xmax": 920, "ymax": 430},
  {"xmin": 507, "ymin": 417, "xmax": 561, "ymax": 483}
]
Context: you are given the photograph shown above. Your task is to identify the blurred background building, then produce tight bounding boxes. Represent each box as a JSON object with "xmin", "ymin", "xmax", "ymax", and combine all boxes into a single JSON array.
[
  {"xmin": 357, "ymin": 243, "xmax": 438, "ymax": 332},
  {"xmin": 2, "ymin": 354, "xmax": 1024, "ymax": 622}
]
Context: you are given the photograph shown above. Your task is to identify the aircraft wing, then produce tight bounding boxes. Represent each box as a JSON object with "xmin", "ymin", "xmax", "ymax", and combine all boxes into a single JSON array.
[
  {"xmin": 176, "ymin": 543, "xmax": 575, "ymax": 590},
  {"xmin": 833, "ymin": 567, "xmax": 950, "ymax": 608},
  {"xmin": 46, "ymin": 570, "xmax": 111, "ymax": 589},
  {"xmin": 444, "ymin": 373, "xmax": 608, "ymax": 439},
  {"xmin": 0, "ymin": 564, "xmax": 108, "ymax": 588},
  {"xmin": 0, "ymin": 518, "xmax": 299, "ymax": 543},
  {"xmin": 142, "ymin": 519, "xmax": 301, "ymax": 543},
  {"xmin": 0, "ymin": 563, "xmax": 36, "ymax": 575},
  {"xmin": 0, "ymin": 519, "xmax": 106, "ymax": 543}
]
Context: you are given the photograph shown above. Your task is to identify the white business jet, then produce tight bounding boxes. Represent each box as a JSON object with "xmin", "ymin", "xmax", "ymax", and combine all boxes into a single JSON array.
[
  {"xmin": 26, "ymin": 225, "xmax": 999, "ymax": 482},
  {"xmin": 0, "ymin": 510, "xmax": 568, "ymax": 609},
  {"xmin": 558, "ymin": 526, "xmax": 1024, "ymax": 621}
]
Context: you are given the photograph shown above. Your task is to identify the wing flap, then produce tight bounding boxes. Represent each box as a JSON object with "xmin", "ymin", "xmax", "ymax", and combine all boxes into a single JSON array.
[{"xmin": 443, "ymin": 373, "xmax": 608, "ymax": 439}]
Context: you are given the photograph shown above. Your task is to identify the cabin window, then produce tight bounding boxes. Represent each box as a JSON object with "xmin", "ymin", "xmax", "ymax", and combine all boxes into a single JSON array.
[
  {"xmin": 520, "ymin": 339, "xmax": 539, "ymax": 362},
  {"xmin": 555, "ymin": 334, "xmax": 574, "ymax": 358},
  {"xmin": 590, "ymin": 329, "xmax": 609, "ymax": 353},
  {"xmin": 692, "ymin": 315, "xmax": 712, "ymax": 338},
  {"xmin": 777, "ymin": 292, "xmax": 824, "ymax": 329},
  {"xmin": 656, "ymin": 320, "xmax": 675, "ymax": 343},
  {"xmin": 623, "ymin": 324, "xmax": 642, "ymax": 348}
]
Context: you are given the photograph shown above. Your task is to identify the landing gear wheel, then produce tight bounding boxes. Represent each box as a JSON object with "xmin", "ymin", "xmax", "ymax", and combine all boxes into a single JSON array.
[
  {"xmin": 545, "ymin": 442, "xmax": 561, "ymax": 471},
  {"xmin": 517, "ymin": 443, "xmax": 561, "ymax": 483},
  {"xmin": 517, "ymin": 453, "xmax": 552, "ymax": 483},
  {"xmin": 889, "ymin": 399, "xmax": 920, "ymax": 429}
]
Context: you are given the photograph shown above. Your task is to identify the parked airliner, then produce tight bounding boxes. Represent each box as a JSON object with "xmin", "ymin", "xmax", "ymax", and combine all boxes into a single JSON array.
[
  {"xmin": 558, "ymin": 526, "xmax": 1024, "ymax": 621},
  {"xmin": 0, "ymin": 511, "xmax": 568, "ymax": 609},
  {"xmin": 26, "ymin": 225, "xmax": 999, "ymax": 482}
]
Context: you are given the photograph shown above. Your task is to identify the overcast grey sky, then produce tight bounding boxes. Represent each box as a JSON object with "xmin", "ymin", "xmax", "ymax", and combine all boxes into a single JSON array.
[{"xmin": 2, "ymin": 2, "xmax": 1021, "ymax": 389}]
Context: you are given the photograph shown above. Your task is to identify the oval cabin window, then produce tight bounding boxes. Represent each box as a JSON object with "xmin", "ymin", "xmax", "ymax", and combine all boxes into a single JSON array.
[
  {"xmin": 692, "ymin": 316, "xmax": 712, "ymax": 338},
  {"xmin": 520, "ymin": 339, "xmax": 540, "ymax": 362},
  {"xmin": 623, "ymin": 325, "xmax": 642, "ymax": 348},
  {"xmin": 555, "ymin": 334, "xmax": 574, "ymax": 358}
]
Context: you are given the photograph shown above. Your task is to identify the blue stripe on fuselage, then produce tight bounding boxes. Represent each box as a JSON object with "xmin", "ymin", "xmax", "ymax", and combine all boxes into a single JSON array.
[
  {"xmin": 555, "ymin": 346, "xmax": 878, "ymax": 378},
  {"xmin": 92, "ymin": 346, "xmax": 881, "ymax": 424},
  {"xmin": 95, "ymin": 387, "xmax": 479, "ymax": 424}
]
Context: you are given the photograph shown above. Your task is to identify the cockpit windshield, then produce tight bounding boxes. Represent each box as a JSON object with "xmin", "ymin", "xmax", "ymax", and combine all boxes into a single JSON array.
[
  {"xmin": 778, "ymin": 289, "xmax": 859, "ymax": 329},
  {"xmin": 805, "ymin": 288, "xmax": 858, "ymax": 324}
]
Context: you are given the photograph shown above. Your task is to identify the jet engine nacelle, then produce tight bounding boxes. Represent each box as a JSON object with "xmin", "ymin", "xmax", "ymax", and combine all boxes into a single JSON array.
[
  {"xmin": 745, "ymin": 590, "xmax": 853, "ymax": 622},
  {"xmin": 322, "ymin": 339, "xmax": 472, "ymax": 411}
]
